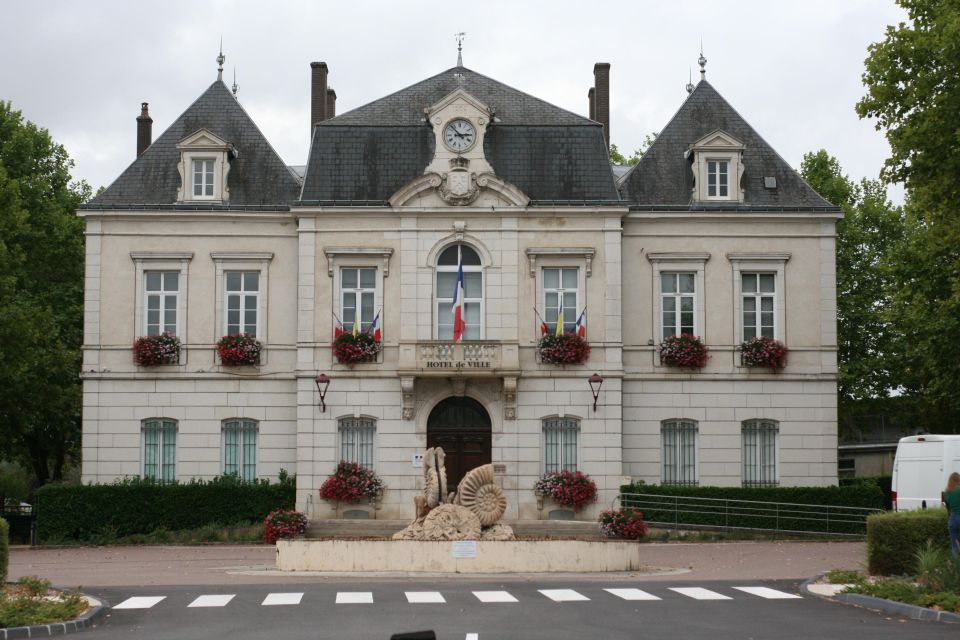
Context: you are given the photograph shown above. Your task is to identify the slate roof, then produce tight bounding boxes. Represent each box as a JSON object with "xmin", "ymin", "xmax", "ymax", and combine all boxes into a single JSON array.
[
  {"xmin": 86, "ymin": 80, "xmax": 301, "ymax": 208},
  {"xmin": 619, "ymin": 80, "xmax": 835, "ymax": 209},
  {"xmin": 300, "ymin": 66, "xmax": 620, "ymax": 203}
]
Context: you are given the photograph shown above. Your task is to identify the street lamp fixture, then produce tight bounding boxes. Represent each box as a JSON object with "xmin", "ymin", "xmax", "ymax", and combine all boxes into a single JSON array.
[
  {"xmin": 315, "ymin": 373, "xmax": 331, "ymax": 412},
  {"xmin": 588, "ymin": 373, "xmax": 604, "ymax": 412}
]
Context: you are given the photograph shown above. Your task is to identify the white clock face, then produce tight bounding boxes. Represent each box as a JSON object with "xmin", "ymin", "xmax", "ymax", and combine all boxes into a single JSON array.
[{"xmin": 443, "ymin": 119, "xmax": 477, "ymax": 151}]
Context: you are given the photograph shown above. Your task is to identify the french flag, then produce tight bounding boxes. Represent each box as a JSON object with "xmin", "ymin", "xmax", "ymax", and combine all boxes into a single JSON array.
[
  {"xmin": 575, "ymin": 308, "xmax": 586, "ymax": 338},
  {"xmin": 367, "ymin": 309, "xmax": 382, "ymax": 342},
  {"xmin": 452, "ymin": 250, "xmax": 466, "ymax": 343}
]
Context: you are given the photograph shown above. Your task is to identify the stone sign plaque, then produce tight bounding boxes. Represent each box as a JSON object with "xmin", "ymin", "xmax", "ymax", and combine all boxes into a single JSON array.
[{"xmin": 452, "ymin": 540, "xmax": 478, "ymax": 558}]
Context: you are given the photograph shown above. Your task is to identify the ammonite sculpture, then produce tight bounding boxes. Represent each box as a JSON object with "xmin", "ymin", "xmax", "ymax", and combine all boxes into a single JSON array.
[
  {"xmin": 456, "ymin": 464, "xmax": 507, "ymax": 527},
  {"xmin": 420, "ymin": 504, "xmax": 481, "ymax": 541}
]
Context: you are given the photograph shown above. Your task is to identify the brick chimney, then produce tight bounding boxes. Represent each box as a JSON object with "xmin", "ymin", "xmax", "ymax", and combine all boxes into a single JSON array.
[
  {"xmin": 593, "ymin": 63, "xmax": 610, "ymax": 147},
  {"xmin": 311, "ymin": 61, "xmax": 328, "ymax": 135},
  {"xmin": 136, "ymin": 102, "xmax": 152, "ymax": 157},
  {"xmin": 326, "ymin": 88, "xmax": 337, "ymax": 119},
  {"xmin": 588, "ymin": 87, "xmax": 596, "ymax": 122}
]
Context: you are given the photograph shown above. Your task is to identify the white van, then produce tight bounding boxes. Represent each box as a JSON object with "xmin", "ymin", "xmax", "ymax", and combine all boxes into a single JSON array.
[{"xmin": 892, "ymin": 435, "xmax": 960, "ymax": 511}]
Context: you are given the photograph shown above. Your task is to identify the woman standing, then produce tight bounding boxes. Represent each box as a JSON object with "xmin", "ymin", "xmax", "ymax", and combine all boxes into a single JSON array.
[{"xmin": 946, "ymin": 472, "xmax": 960, "ymax": 556}]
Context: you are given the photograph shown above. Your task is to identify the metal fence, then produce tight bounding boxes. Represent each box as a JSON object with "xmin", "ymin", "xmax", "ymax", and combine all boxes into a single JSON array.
[{"xmin": 617, "ymin": 492, "xmax": 882, "ymax": 537}]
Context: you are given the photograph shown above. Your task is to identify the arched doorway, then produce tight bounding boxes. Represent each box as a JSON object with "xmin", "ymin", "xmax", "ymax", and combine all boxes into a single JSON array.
[{"xmin": 427, "ymin": 396, "xmax": 492, "ymax": 492}]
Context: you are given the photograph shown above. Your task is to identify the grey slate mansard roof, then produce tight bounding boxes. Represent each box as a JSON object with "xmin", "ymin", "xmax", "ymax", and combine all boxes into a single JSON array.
[
  {"xmin": 85, "ymin": 80, "xmax": 301, "ymax": 208},
  {"xmin": 619, "ymin": 80, "xmax": 836, "ymax": 210},
  {"xmin": 300, "ymin": 66, "xmax": 620, "ymax": 203}
]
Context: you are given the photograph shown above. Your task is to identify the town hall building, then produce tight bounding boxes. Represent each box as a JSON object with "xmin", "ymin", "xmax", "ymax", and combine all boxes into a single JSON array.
[{"xmin": 78, "ymin": 51, "xmax": 840, "ymax": 520}]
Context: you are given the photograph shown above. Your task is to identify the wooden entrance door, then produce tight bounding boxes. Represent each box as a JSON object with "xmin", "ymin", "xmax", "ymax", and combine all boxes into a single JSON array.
[{"xmin": 426, "ymin": 396, "xmax": 492, "ymax": 493}]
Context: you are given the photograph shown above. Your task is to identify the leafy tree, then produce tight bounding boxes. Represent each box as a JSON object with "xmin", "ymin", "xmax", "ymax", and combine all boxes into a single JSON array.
[
  {"xmin": 0, "ymin": 101, "xmax": 89, "ymax": 485},
  {"xmin": 609, "ymin": 132, "xmax": 658, "ymax": 166}
]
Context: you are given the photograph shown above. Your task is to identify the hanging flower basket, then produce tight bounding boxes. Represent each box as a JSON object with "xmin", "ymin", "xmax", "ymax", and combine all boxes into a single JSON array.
[
  {"xmin": 132, "ymin": 332, "xmax": 180, "ymax": 366},
  {"xmin": 319, "ymin": 461, "xmax": 385, "ymax": 504},
  {"xmin": 534, "ymin": 470, "xmax": 597, "ymax": 511},
  {"xmin": 538, "ymin": 333, "xmax": 591, "ymax": 365},
  {"xmin": 332, "ymin": 332, "xmax": 382, "ymax": 364},
  {"xmin": 739, "ymin": 336, "xmax": 788, "ymax": 370},
  {"xmin": 658, "ymin": 333, "xmax": 709, "ymax": 368},
  {"xmin": 216, "ymin": 333, "xmax": 262, "ymax": 366}
]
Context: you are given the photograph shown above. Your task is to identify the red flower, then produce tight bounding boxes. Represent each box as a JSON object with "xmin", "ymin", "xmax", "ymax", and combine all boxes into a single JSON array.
[
  {"xmin": 538, "ymin": 334, "xmax": 591, "ymax": 365},
  {"xmin": 319, "ymin": 461, "xmax": 385, "ymax": 503},
  {"xmin": 216, "ymin": 333, "xmax": 262, "ymax": 366},
  {"xmin": 534, "ymin": 471, "xmax": 597, "ymax": 511},
  {"xmin": 598, "ymin": 507, "xmax": 648, "ymax": 540},
  {"xmin": 739, "ymin": 336, "xmax": 788, "ymax": 370},
  {"xmin": 658, "ymin": 334, "xmax": 709, "ymax": 368},
  {"xmin": 132, "ymin": 333, "xmax": 180, "ymax": 366},
  {"xmin": 263, "ymin": 509, "xmax": 308, "ymax": 544},
  {"xmin": 332, "ymin": 333, "xmax": 382, "ymax": 364}
]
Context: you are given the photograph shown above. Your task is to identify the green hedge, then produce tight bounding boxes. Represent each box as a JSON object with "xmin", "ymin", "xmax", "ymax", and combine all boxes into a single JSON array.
[
  {"xmin": 0, "ymin": 517, "xmax": 8, "ymax": 583},
  {"xmin": 840, "ymin": 476, "xmax": 893, "ymax": 510},
  {"xmin": 36, "ymin": 476, "xmax": 295, "ymax": 543},
  {"xmin": 866, "ymin": 508, "xmax": 949, "ymax": 575},
  {"xmin": 619, "ymin": 483, "xmax": 885, "ymax": 534}
]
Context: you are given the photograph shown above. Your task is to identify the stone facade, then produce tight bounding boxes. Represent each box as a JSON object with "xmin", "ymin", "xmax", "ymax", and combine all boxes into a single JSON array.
[{"xmin": 79, "ymin": 58, "xmax": 840, "ymax": 521}]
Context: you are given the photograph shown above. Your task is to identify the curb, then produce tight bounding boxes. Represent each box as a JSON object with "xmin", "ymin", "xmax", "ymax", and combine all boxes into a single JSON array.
[
  {"xmin": 801, "ymin": 573, "xmax": 960, "ymax": 625},
  {"xmin": 1, "ymin": 594, "xmax": 108, "ymax": 639}
]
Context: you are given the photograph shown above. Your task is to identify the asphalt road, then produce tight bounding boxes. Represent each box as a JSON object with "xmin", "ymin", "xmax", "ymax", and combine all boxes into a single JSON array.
[{"xmin": 87, "ymin": 578, "xmax": 958, "ymax": 640}]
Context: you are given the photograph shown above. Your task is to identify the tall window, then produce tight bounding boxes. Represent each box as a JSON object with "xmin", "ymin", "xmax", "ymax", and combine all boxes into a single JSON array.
[
  {"xmin": 742, "ymin": 273, "xmax": 775, "ymax": 340},
  {"xmin": 543, "ymin": 417, "xmax": 579, "ymax": 473},
  {"xmin": 436, "ymin": 245, "xmax": 482, "ymax": 340},
  {"xmin": 660, "ymin": 272, "xmax": 695, "ymax": 339},
  {"xmin": 226, "ymin": 271, "xmax": 259, "ymax": 336},
  {"xmin": 543, "ymin": 268, "xmax": 578, "ymax": 334},
  {"xmin": 145, "ymin": 271, "xmax": 179, "ymax": 336},
  {"xmin": 223, "ymin": 419, "xmax": 258, "ymax": 482},
  {"xmin": 143, "ymin": 419, "xmax": 177, "ymax": 482},
  {"xmin": 341, "ymin": 267, "xmax": 376, "ymax": 333},
  {"xmin": 662, "ymin": 420, "xmax": 697, "ymax": 485},
  {"xmin": 339, "ymin": 417, "xmax": 376, "ymax": 470},
  {"xmin": 707, "ymin": 159, "xmax": 729, "ymax": 197},
  {"xmin": 742, "ymin": 419, "xmax": 778, "ymax": 486},
  {"xmin": 192, "ymin": 158, "xmax": 215, "ymax": 197}
]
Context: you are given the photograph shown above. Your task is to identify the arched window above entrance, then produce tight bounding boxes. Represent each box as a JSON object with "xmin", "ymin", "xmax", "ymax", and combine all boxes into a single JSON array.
[{"xmin": 435, "ymin": 244, "xmax": 483, "ymax": 340}]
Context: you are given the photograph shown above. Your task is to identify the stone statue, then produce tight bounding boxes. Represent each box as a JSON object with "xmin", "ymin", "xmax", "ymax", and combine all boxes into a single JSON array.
[{"xmin": 393, "ymin": 448, "xmax": 514, "ymax": 541}]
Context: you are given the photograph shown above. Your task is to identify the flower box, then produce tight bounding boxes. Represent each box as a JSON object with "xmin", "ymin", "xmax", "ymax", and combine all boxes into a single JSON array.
[
  {"xmin": 739, "ymin": 336, "xmax": 788, "ymax": 370},
  {"xmin": 658, "ymin": 333, "xmax": 709, "ymax": 368},
  {"xmin": 333, "ymin": 332, "xmax": 382, "ymax": 365},
  {"xmin": 132, "ymin": 332, "xmax": 180, "ymax": 366},
  {"xmin": 534, "ymin": 470, "xmax": 597, "ymax": 512},
  {"xmin": 319, "ymin": 461, "xmax": 385, "ymax": 504},
  {"xmin": 263, "ymin": 509, "xmax": 308, "ymax": 544},
  {"xmin": 216, "ymin": 333, "xmax": 262, "ymax": 366},
  {"xmin": 598, "ymin": 507, "xmax": 649, "ymax": 540},
  {"xmin": 537, "ymin": 333, "xmax": 591, "ymax": 365}
]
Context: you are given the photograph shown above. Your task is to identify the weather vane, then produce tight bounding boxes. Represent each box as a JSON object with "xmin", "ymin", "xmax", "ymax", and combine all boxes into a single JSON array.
[
  {"xmin": 455, "ymin": 32, "xmax": 466, "ymax": 67},
  {"xmin": 217, "ymin": 37, "xmax": 225, "ymax": 81},
  {"xmin": 232, "ymin": 67, "xmax": 238, "ymax": 97},
  {"xmin": 698, "ymin": 40, "xmax": 707, "ymax": 80}
]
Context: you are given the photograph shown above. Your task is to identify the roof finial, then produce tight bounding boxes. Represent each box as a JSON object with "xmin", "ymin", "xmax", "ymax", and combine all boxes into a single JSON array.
[
  {"xmin": 232, "ymin": 67, "xmax": 238, "ymax": 97},
  {"xmin": 686, "ymin": 67, "xmax": 694, "ymax": 94},
  {"xmin": 455, "ymin": 31, "xmax": 465, "ymax": 67},
  {"xmin": 217, "ymin": 38, "xmax": 225, "ymax": 81},
  {"xmin": 698, "ymin": 40, "xmax": 707, "ymax": 80}
]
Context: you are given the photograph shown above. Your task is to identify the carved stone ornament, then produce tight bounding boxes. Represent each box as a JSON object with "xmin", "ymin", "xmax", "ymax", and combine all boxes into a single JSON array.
[
  {"xmin": 400, "ymin": 376, "xmax": 415, "ymax": 421},
  {"xmin": 438, "ymin": 170, "xmax": 480, "ymax": 206},
  {"xmin": 456, "ymin": 464, "xmax": 507, "ymax": 526}
]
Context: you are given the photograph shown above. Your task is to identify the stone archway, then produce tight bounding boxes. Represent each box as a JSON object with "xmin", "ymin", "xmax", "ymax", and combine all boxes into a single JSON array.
[{"xmin": 426, "ymin": 396, "xmax": 492, "ymax": 492}]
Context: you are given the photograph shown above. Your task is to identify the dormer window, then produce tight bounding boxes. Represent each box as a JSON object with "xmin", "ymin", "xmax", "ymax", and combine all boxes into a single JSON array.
[
  {"xmin": 176, "ymin": 129, "xmax": 234, "ymax": 203},
  {"xmin": 688, "ymin": 130, "xmax": 744, "ymax": 203}
]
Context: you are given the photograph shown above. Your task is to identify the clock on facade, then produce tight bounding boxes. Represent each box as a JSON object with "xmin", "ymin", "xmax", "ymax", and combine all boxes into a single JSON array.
[{"xmin": 442, "ymin": 119, "xmax": 476, "ymax": 152}]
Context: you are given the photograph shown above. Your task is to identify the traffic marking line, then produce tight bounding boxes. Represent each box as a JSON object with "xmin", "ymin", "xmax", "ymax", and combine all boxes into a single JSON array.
[
  {"xmin": 732, "ymin": 586, "xmax": 802, "ymax": 599},
  {"xmin": 336, "ymin": 592, "xmax": 374, "ymax": 604},
  {"xmin": 113, "ymin": 596, "xmax": 166, "ymax": 610},
  {"xmin": 405, "ymin": 591, "xmax": 446, "ymax": 603},
  {"xmin": 188, "ymin": 594, "xmax": 235, "ymax": 608},
  {"xmin": 604, "ymin": 588, "xmax": 662, "ymax": 601},
  {"xmin": 473, "ymin": 591, "xmax": 518, "ymax": 603},
  {"xmin": 261, "ymin": 592, "xmax": 303, "ymax": 606},
  {"xmin": 669, "ymin": 587, "xmax": 733, "ymax": 600},
  {"xmin": 539, "ymin": 589, "xmax": 590, "ymax": 602}
]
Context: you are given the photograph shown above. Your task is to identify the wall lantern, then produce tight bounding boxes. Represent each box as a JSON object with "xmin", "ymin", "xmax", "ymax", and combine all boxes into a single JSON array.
[
  {"xmin": 315, "ymin": 373, "xmax": 331, "ymax": 412},
  {"xmin": 588, "ymin": 373, "xmax": 604, "ymax": 412}
]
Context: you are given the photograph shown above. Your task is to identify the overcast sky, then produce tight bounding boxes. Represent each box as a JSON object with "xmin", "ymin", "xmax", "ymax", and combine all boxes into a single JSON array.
[{"xmin": 2, "ymin": 0, "xmax": 907, "ymax": 202}]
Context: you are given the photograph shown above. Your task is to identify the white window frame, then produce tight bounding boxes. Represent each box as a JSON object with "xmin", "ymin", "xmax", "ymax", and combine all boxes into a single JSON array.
[
  {"xmin": 647, "ymin": 253, "xmax": 709, "ymax": 363},
  {"xmin": 727, "ymin": 253, "xmax": 790, "ymax": 351},
  {"xmin": 338, "ymin": 416, "xmax": 377, "ymax": 470},
  {"xmin": 659, "ymin": 271, "xmax": 697, "ymax": 340},
  {"xmin": 324, "ymin": 248, "xmax": 392, "ymax": 348},
  {"xmin": 542, "ymin": 266, "xmax": 581, "ymax": 335},
  {"xmin": 542, "ymin": 416, "xmax": 580, "ymax": 473},
  {"xmin": 339, "ymin": 266, "xmax": 378, "ymax": 334},
  {"xmin": 434, "ymin": 244, "xmax": 484, "ymax": 340},
  {"xmin": 211, "ymin": 252, "xmax": 272, "ymax": 363},
  {"xmin": 525, "ymin": 247, "xmax": 594, "ymax": 340},
  {"xmin": 224, "ymin": 271, "xmax": 260, "ymax": 336},
  {"xmin": 687, "ymin": 130, "xmax": 745, "ymax": 203},
  {"xmin": 742, "ymin": 419, "xmax": 779, "ymax": 486},
  {"xmin": 176, "ymin": 129, "xmax": 233, "ymax": 203},
  {"xmin": 142, "ymin": 418, "xmax": 177, "ymax": 483},
  {"xmin": 143, "ymin": 271, "xmax": 180, "ymax": 337},
  {"xmin": 222, "ymin": 419, "xmax": 258, "ymax": 482},
  {"xmin": 661, "ymin": 419, "xmax": 699, "ymax": 486},
  {"xmin": 131, "ymin": 252, "xmax": 192, "ymax": 364},
  {"xmin": 705, "ymin": 158, "xmax": 729, "ymax": 199},
  {"xmin": 191, "ymin": 158, "xmax": 216, "ymax": 199}
]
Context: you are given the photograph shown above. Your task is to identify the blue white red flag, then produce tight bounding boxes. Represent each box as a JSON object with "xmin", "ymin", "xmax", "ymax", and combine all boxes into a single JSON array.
[
  {"xmin": 575, "ymin": 308, "xmax": 587, "ymax": 338},
  {"xmin": 367, "ymin": 308, "xmax": 382, "ymax": 342},
  {"xmin": 452, "ymin": 249, "xmax": 466, "ymax": 343}
]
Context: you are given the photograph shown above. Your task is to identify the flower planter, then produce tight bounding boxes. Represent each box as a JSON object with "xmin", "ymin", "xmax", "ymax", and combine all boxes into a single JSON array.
[
  {"xmin": 333, "ymin": 333, "xmax": 382, "ymax": 365},
  {"xmin": 739, "ymin": 336, "xmax": 788, "ymax": 370},
  {"xmin": 658, "ymin": 333, "xmax": 709, "ymax": 369},
  {"xmin": 319, "ymin": 461, "xmax": 385, "ymax": 505},
  {"xmin": 534, "ymin": 471, "xmax": 597, "ymax": 512},
  {"xmin": 216, "ymin": 333, "xmax": 262, "ymax": 366},
  {"xmin": 132, "ymin": 333, "xmax": 181, "ymax": 366},
  {"xmin": 537, "ymin": 333, "xmax": 590, "ymax": 365}
]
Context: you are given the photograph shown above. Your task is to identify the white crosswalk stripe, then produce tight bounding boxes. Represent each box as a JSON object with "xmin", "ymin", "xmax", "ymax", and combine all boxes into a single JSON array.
[
  {"xmin": 336, "ymin": 591, "xmax": 374, "ymax": 604},
  {"xmin": 670, "ymin": 587, "xmax": 733, "ymax": 600},
  {"xmin": 604, "ymin": 588, "xmax": 661, "ymax": 601},
  {"xmin": 473, "ymin": 590, "xmax": 518, "ymax": 603},
  {"xmin": 188, "ymin": 594, "xmax": 235, "ymax": 608},
  {"xmin": 113, "ymin": 596, "xmax": 166, "ymax": 609},
  {"xmin": 405, "ymin": 591, "xmax": 446, "ymax": 603},
  {"xmin": 539, "ymin": 589, "xmax": 590, "ymax": 602},
  {"xmin": 261, "ymin": 592, "xmax": 303, "ymax": 606},
  {"xmin": 733, "ymin": 586, "xmax": 802, "ymax": 599}
]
